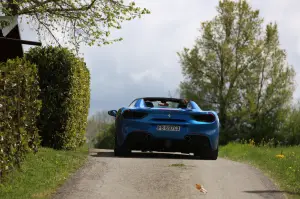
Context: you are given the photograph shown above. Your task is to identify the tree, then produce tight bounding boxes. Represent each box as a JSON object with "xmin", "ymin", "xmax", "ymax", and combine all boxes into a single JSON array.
[
  {"xmin": 283, "ymin": 100, "xmax": 300, "ymax": 145},
  {"xmin": 178, "ymin": 0, "xmax": 295, "ymax": 144},
  {"xmin": 86, "ymin": 110, "xmax": 114, "ymax": 142},
  {"xmin": 0, "ymin": 0, "xmax": 150, "ymax": 51},
  {"xmin": 238, "ymin": 23, "xmax": 295, "ymax": 142},
  {"xmin": 93, "ymin": 122, "xmax": 115, "ymax": 149}
]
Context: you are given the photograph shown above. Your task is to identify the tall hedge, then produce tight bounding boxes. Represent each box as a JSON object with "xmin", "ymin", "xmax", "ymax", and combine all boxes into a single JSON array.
[
  {"xmin": 26, "ymin": 46, "xmax": 90, "ymax": 150},
  {"xmin": 0, "ymin": 58, "xmax": 41, "ymax": 180}
]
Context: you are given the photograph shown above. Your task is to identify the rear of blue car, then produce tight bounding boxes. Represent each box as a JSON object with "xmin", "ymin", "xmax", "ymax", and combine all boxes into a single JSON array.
[{"xmin": 111, "ymin": 98, "xmax": 220, "ymax": 160}]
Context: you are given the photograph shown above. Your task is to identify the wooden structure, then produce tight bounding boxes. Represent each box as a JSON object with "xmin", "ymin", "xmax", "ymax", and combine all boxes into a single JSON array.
[{"xmin": 0, "ymin": 15, "xmax": 42, "ymax": 62}]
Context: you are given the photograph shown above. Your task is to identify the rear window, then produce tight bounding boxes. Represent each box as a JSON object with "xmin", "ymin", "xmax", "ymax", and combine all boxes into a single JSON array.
[{"xmin": 144, "ymin": 99, "xmax": 187, "ymax": 109}]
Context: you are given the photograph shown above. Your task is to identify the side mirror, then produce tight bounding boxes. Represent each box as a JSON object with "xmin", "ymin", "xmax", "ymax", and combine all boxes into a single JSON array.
[{"xmin": 108, "ymin": 110, "xmax": 117, "ymax": 117}]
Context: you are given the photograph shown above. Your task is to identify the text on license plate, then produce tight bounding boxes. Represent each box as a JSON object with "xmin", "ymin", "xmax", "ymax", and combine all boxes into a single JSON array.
[{"xmin": 157, "ymin": 125, "xmax": 180, "ymax": 131}]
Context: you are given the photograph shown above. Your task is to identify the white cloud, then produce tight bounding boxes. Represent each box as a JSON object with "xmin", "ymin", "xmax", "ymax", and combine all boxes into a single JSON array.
[{"xmin": 130, "ymin": 70, "xmax": 162, "ymax": 82}]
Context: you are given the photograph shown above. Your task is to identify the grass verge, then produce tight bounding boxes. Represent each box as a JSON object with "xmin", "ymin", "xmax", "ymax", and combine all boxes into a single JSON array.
[
  {"xmin": 219, "ymin": 143, "xmax": 300, "ymax": 199},
  {"xmin": 0, "ymin": 146, "xmax": 88, "ymax": 199}
]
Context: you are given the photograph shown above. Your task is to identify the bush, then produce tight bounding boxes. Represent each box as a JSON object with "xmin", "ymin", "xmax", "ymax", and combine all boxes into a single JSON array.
[
  {"xmin": 282, "ymin": 102, "xmax": 300, "ymax": 145},
  {"xmin": 25, "ymin": 46, "xmax": 90, "ymax": 150},
  {"xmin": 86, "ymin": 110, "xmax": 115, "ymax": 142},
  {"xmin": 0, "ymin": 58, "xmax": 41, "ymax": 181},
  {"xmin": 94, "ymin": 123, "xmax": 115, "ymax": 149}
]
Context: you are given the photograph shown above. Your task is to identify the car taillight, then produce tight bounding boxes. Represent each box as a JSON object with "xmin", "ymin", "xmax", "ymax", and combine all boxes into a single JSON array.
[
  {"xmin": 122, "ymin": 110, "xmax": 148, "ymax": 119},
  {"xmin": 191, "ymin": 113, "xmax": 215, "ymax": 122}
]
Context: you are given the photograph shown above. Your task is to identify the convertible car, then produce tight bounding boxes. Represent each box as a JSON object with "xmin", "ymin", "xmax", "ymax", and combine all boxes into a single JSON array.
[{"xmin": 108, "ymin": 97, "xmax": 220, "ymax": 160}]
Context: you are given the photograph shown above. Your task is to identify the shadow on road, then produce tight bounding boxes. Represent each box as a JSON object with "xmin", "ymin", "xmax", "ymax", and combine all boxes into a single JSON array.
[
  {"xmin": 90, "ymin": 150, "xmax": 207, "ymax": 160},
  {"xmin": 244, "ymin": 190, "xmax": 300, "ymax": 198}
]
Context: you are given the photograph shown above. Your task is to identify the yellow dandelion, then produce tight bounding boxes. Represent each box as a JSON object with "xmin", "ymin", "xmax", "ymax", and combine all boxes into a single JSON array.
[
  {"xmin": 275, "ymin": 154, "xmax": 285, "ymax": 159},
  {"xmin": 248, "ymin": 139, "xmax": 255, "ymax": 146}
]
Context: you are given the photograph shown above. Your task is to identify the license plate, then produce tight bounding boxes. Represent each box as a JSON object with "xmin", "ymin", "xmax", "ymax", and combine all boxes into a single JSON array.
[{"xmin": 157, "ymin": 125, "xmax": 180, "ymax": 131}]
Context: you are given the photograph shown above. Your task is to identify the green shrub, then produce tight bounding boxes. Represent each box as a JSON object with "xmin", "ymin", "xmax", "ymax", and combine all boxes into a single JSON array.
[
  {"xmin": 282, "ymin": 102, "xmax": 300, "ymax": 145},
  {"xmin": 94, "ymin": 123, "xmax": 115, "ymax": 149},
  {"xmin": 25, "ymin": 46, "xmax": 90, "ymax": 150},
  {"xmin": 0, "ymin": 58, "xmax": 41, "ymax": 181}
]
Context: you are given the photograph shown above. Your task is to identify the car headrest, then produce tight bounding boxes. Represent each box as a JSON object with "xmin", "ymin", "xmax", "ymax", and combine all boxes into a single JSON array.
[
  {"xmin": 145, "ymin": 101, "xmax": 154, "ymax": 108},
  {"xmin": 177, "ymin": 103, "xmax": 186, "ymax": 109}
]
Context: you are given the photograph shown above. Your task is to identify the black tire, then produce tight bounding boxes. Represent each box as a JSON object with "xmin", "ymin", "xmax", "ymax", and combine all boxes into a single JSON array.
[
  {"xmin": 194, "ymin": 148, "xmax": 218, "ymax": 160},
  {"xmin": 114, "ymin": 134, "xmax": 131, "ymax": 157},
  {"xmin": 209, "ymin": 148, "xmax": 218, "ymax": 160}
]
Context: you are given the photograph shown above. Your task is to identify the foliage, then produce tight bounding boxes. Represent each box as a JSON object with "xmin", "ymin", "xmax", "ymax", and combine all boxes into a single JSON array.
[
  {"xmin": 25, "ymin": 46, "xmax": 90, "ymax": 150},
  {"xmin": 282, "ymin": 101, "xmax": 300, "ymax": 145},
  {"xmin": 0, "ymin": 0, "xmax": 150, "ymax": 51},
  {"xmin": 0, "ymin": 146, "xmax": 88, "ymax": 199},
  {"xmin": 86, "ymin": 110, "xmax": 114, "ymax": 143},
  {"xmin": 93, "ymin": 123, "xmax": 115, "ymax": 149},
  {"xmin": 220, "ymin": 143, "xmax": 300, "ymax": 199},
  {"xmin": 178, "ymin": 0, "xmax": 295, "ymax": 144},
  {"xmin": 0, "ymin": 58, "xmax": 41, "ymax": 181}
]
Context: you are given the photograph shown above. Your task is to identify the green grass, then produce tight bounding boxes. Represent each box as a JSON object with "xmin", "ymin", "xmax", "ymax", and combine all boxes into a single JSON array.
[
  {"xmin": 0, "ymin": 146, "xmax": 88, "ymax": 199},
  {"xmin": 220, "ymin": 143, "xmax": 300, "ymax": 199}
]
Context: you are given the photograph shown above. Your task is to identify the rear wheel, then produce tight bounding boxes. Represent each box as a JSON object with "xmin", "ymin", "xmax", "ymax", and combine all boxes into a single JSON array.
[
  {"xmin": 114, "ymin": 134, "xmax": 131, "ymax": 157},
  {"xmin": 194, "ymin": 148, "xmax": 218, "ymax": 160}
]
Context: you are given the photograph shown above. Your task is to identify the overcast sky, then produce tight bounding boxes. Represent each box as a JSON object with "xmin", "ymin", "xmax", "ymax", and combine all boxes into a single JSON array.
[{"xmin": 20, "ymin": 0, "xmax": 300, "ymax": 116}]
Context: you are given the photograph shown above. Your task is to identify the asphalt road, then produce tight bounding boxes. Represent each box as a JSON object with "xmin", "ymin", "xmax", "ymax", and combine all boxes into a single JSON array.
[{"xmin": 53, "ymin": 149, "xmax": 286, "ymax": 199}]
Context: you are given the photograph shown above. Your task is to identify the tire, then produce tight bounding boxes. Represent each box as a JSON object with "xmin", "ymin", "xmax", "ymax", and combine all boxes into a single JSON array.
[
  {"xmin": 209, "ymin": 148, "xmax": 218, "ymax": 160},
  {"xmin": 114, "ymin": 134, "xmax": 131, "ymax": 157},
  {"xmin": 194, "ymin": 148, "xmax": 218, "ymax": 160}
]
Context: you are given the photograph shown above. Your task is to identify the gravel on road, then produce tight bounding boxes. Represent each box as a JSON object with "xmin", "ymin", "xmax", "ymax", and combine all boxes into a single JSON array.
[{"xmin": 52, "ymin": 149, "xmax": 285, "ymax": 199}]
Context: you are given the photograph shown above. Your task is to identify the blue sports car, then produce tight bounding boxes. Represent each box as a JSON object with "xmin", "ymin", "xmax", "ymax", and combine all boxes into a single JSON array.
[{"xmin": 108, "ymin": 97, "xmax": 220, "ymax": 160}]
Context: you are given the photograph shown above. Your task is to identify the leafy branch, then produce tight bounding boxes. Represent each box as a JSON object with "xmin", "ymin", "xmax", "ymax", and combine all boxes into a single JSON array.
[{"xmin": 1, "ymin": 0, "xmax": 151, "ymax": 51}]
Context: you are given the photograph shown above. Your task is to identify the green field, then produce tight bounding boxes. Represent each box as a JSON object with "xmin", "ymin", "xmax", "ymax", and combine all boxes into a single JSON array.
[
  {"xmin": 220, "ymin": 143, "xmax": 300, "ymax": 199},
  {"xmin": 0, "ymin": 146, "xmax": 88, "ymax": 199}
]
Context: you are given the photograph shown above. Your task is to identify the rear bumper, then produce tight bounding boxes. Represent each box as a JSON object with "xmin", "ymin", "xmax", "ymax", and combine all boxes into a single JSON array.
[
  {"xmin": 117, "ymin": 121, "xmax": 219, "ymax": 150},
  {"xmin": 123, "ymin": 131, "xmax": 218, "ymax": 152},
  {"xmin": 117, "ymin": 119, "xmax": 219, "ymax": 152}
]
